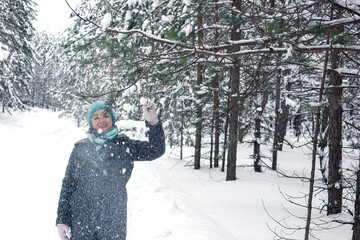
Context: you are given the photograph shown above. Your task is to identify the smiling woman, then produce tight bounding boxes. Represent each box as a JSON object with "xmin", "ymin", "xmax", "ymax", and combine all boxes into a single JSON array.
[
  {"xmin": 33, "ymin": 0, "xmax": 80, "ymax": 34},
  {"xmin": 56, "ymin": 100, "xmax": 166, "ymax": 240}
]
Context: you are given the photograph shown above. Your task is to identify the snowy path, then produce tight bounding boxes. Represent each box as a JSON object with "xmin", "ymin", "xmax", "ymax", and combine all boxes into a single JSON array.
[
  {"xmin": 128, "ymin": 160, "xmax": 241, "ymax": 240},
  {"xmin": 0, "ymin": 108, "xmax": 352, "ymax": 240}
]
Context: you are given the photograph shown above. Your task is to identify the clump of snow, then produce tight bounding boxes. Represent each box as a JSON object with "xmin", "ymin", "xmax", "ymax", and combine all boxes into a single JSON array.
[
  {"xmin": 0, "ymin": 43, "xmax": 9, "ymax": 61},
  {"xmin": 127, "ymin": 0, "xmax": 140, "ymax": 7},
  {"xmin": 282, "ymin": 45, "xmax": 293, "ymax": 60},
  {"xmin": 122, "ymin": 103, "xmax": 137, "ymax": 113},
  {"xmin": 183, "ymin": 0, "xmax": 191, "ymax": 6},
  {"xmin": 285, "ymin": 97, "xmax": 298, "ymax": 108},
  {"xmin": 161, "ymin": 15, "xmax": 174, "ymax": 23},
  {"xmin": 101, "ymin": 13, "xmax": 112, "ymax": 29},
  {"xmin": 125, "ymin": 11, "xmax": 132, "ymax": 22},
  {"xmin": 167, "ymin": 0, "xmax": 174, "ymax": 7},
  {"xmin": 140, "ymin": 97, "xmax": 151, "ymax": 105},
  {"xmin": 142, "ymin": 19, "xmax": 150, "ymax": 29}
]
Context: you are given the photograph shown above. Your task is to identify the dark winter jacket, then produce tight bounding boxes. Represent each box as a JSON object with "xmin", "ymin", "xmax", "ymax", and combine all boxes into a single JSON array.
[{"xmin": 56, "ymin": 121, "xmax": 165, "ymax": 240}]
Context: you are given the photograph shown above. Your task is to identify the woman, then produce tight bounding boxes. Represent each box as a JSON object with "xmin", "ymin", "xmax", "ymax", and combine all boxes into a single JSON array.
[{"xmin": 56, "ymin": 100, "xmax": 165, "ymax": 240}]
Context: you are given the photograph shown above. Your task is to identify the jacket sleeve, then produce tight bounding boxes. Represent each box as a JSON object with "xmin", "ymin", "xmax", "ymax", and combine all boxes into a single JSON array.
[
  {"xmin": 129, "ymin": 119, "xmax": 166, "ymax": 161},
  {"xmin": 55, "ymin": 147, "xmax": 77, "ymax": 228}
]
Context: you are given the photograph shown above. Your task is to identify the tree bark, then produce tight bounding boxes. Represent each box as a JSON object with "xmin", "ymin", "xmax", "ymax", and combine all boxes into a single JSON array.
[
  {"xmin": 194, "ymin": 8, "xmax": 204, "ymax": 170},
  {"xmin": 327, "ymin": 6, "xmax": 344, "ymax": 215},
  {"xmin": 272, "ymin": 68, "xmax": 281, "ymax": 170},
  {"xmin": 253, "ymin": 90, "xmax": 268, "ymax": 173},
  {"xmin": 254, "ymin": 113, "xmax": 262, "ymax": 172},
  {"xmin": 293, "ymin": 108, "xmax": 302, "ymax": 137},
  {"xmin": 213, "ymin": 76, "xmax": 220, "ymax": 168},
  {"xmin": 277, "ymin": 99, "xmax": 289, "ymax": 151},
  {"xmin": 227, "ymin": 62, "xmax": 240, "ymax": 180},
  {"xmin": 180, "ymin": 104, "xmax": 184, "ymax": 160},
  {"xmin": 213, "ymin": 0, "xmax": 220, "ymax": 168},
  {"xmin": 327, "ymin": 49, "xmax": 343, "ymax": 214},
  {"xmin": 222, "ymin": 93, "xmax": 231, "ymax": 173},
  {"xmin": 210, "ymin": 113, "xmax": 214, "ymax": 168},
  {"xmin": 319, "ymin": 106, "xmax": 329, "ymax": 183},
  {"xmin": 226, "ymin": 0, "xmax": 241, "ymax": 181}
]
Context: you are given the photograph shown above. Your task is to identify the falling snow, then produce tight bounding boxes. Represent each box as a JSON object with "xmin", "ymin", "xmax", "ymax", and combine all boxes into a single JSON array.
[{"xmin": 0, "ymin": 108, "xmax": 353, "ymax": 240}]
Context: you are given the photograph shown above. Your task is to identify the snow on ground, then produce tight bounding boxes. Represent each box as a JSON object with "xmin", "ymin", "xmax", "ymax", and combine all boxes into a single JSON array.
[{"xmin": 0, "ymin": 108, "xmax": 353, "ymax": 240}]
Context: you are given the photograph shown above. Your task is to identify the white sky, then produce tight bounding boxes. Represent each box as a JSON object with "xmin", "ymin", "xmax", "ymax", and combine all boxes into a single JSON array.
[{"xmin": 33, "ymin": 0, "xmax": 81, "ymax": 35}]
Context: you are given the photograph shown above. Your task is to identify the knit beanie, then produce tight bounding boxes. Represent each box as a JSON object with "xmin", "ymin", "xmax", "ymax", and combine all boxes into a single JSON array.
[{"xmin": 87, "ymin": 101, "xmax": 116, "ymax": 128}]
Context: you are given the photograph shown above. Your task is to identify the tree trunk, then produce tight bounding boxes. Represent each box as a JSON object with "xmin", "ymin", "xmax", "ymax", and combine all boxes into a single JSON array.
[
  {"xmin": 213, "ymin": 0, "xmax": 220, "ymax": 168},
  {"xmin": 210, "ymin": 113, "xmax": 214, "ymax": 168},
  {"xmin": 293, "ymin": 108, "xmax": 302, "ymax": 137},
  {"xmin": 327, "ymin": 49, "xmax": 343, "ymax": 215},
  {"xmin": 194, "ymin": 7, "xmax": 203, "ymax": 170},
  {"xmin": 277, "ymin": 99, "xmax": 289, "ymax": 151},
  {"xmin": 226, "ymin": 62, "xmax": 240, "ymax": 180},
  {"xmin": 277, "ymin": 72, "xmax": 291, "ymax": 150},
  {"xmin": 319, "ymin": 106, "xmax": 329, "ymax": 183},
  {"xmin": 272, "ymin": 68, "xmax": 281, "ymax": 170},
  {"xmin": 226, "ymin": 0, "xmax": 241, "ymax": 181},
  {"xmin": 194, "ymin": 67, "xmax": 203, "ymax": 170},
  {"xmin": 213, "ymin": 76, "xmax": 220, "ymax": 168},
  {"xmin": 180, "ymin": 105, "xmax": 184, "ymax": 160},
  {"xmin": 253, "ymin": 113, "xmax": 262, "ymax": 172},
  {"xmin": 327, "ymin": 6, "xmax": 344, "ymax": 215},
  {"xmin": 222, "ymin": 93, "xmax": 231, "ymax": 173}
]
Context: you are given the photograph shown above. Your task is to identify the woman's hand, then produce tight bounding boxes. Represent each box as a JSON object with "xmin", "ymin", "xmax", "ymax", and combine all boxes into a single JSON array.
[
  {"xmin": 57, "ymin": 224, "xmax": 71, "ymax": 240},
  {"xmin": 141, "ymin": 99, "xmax": 159, "ymax": 125}
]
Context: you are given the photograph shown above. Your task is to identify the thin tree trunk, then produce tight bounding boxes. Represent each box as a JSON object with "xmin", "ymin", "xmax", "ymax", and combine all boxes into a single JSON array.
[
  {"xmin": 210, "ymin": 113, "xmax": 214, "ymax": 168},
  {"xmin": 277, "ymin": 76, "xmax": 291, "ymax": 150},
  {"xmin": 226, "ymin": 0, "xmax": 241, "ymax": 181},
  {"xmin": 213, "ymin": 0, "xmax": 220, "ymax": 168},
  {"xmin": 213, "ymin": 76, "xmax": 220, "ymax": 168},
  {"xmin": 222, "ymin": 94, "xmax": 231, "ymax": 173},
  {"xmin": 227, "ymin": 63, "xmax": 240, "ymax": 180},
  {"xmin": 253, "ymin": 91, "xmax": 268, "ymax": 172},
  {"xmin": 319, "ymin": 106, "xmax": 329, "ymax": 183},
  {"xmin": 272, "ymin": 69, "xmax": 281, "ymax": 170},
  {"xmin": 254, "ymin": 113, "xmax": 262, "ymax": 172},
  {"xmin": 277, "ymin": 99, "xmax": 289, "ymax": 151},
  {"xmin": 194, "ymin": 7, "xmax": 203, "ymax": 170},
  {"xmin": 180, "ymin": 105, "xmax": 184, "ymax": 160},
  {"xmin": 304, "ymin": 49, "xmax": 329, "ymax": 240},
  {"xmin": 293, "ymin": 108, "xmax": 302, "ymax": 137}
]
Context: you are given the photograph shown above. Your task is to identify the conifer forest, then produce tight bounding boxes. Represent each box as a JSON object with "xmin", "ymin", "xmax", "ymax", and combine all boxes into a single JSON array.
[{"xmin": 1, "ymin": 0, "xmax": 360, "ymax": 239}]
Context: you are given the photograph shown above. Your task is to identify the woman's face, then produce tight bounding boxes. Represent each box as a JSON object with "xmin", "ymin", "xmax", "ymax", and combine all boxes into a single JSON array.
[{"xmin": 91, "ymin": 109, "xmax": 113, "ymax": 132}]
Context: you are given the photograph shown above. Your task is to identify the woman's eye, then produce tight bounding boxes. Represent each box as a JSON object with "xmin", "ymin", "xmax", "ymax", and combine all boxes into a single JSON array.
[{"xmin": 93, "ymin": 117, "xmax": 99, "ymax": 121}]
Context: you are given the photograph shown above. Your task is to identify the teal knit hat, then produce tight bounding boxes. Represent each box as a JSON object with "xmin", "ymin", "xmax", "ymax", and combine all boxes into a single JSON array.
[{"xmin": 87, "ymin": 101, "xmax": 116, "ymax": 128}]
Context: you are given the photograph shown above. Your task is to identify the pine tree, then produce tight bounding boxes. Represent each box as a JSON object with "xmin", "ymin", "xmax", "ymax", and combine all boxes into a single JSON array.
[{"xmin": 0, "ymin": 0, "xmax": 36, "ymax": 112}]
